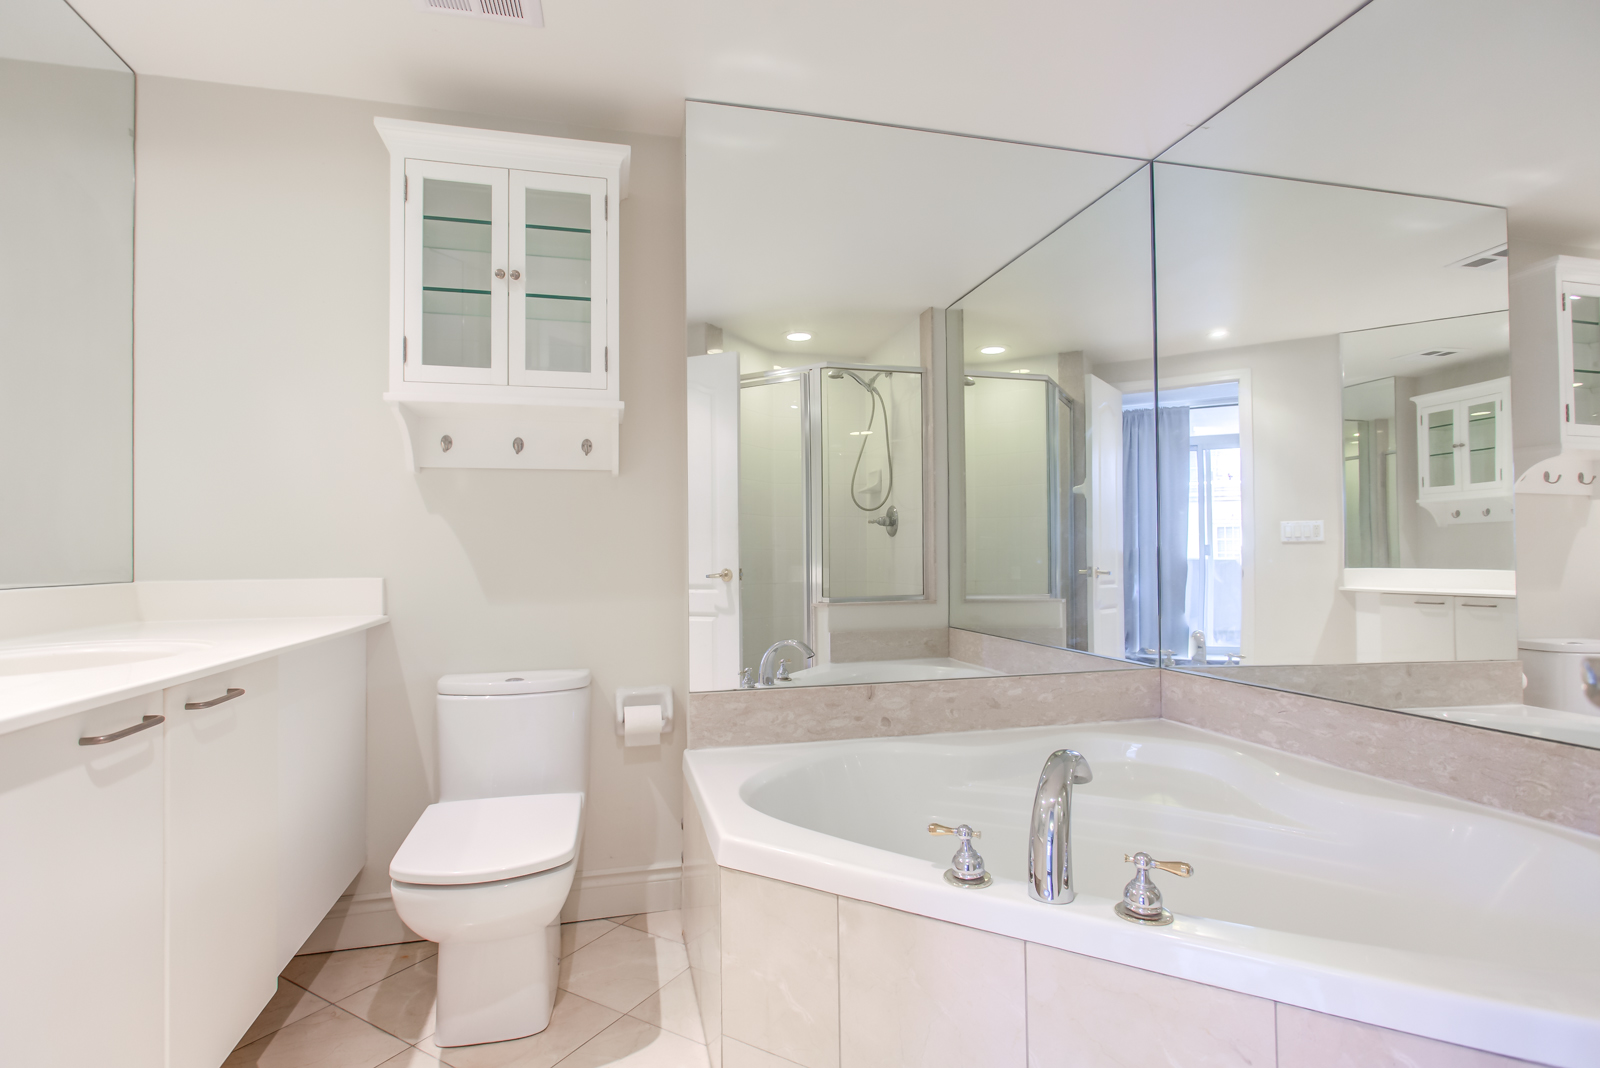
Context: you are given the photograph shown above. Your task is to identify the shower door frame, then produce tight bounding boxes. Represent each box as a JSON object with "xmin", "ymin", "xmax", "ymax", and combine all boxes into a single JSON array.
[
  {"xmin": 738, "ymin": 369, "xmax": 815, "ymax": 651},
  {"xmin": 809, "ymin": 362, "xmax": 928, "ymax": 604},
  {"xmin": 963, "ymin": 371, "xmax": 1078, "ymax": 603},
  {"xmin": 742, "ymin": 361, "xmax": 929, "ymax": 610}
]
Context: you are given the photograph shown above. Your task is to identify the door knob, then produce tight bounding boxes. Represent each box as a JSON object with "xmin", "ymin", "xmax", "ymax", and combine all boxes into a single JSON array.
[{"xmin": 706, "ymin": 569, "xmax": 733, "ymax": 582}]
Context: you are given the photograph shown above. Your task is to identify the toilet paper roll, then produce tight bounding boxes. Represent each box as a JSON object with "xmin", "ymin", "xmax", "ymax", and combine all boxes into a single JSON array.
[{"xmin": 622, "ymin": 703, "xmax": 664, "ymax": 747}]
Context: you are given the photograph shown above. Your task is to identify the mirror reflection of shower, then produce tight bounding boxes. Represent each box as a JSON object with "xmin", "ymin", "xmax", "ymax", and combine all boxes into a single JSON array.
[
  {"xmin": 827, "ymin": 369, "xmax": 898, "ymax": 537},
  {"xmin": 737, "ymin": 361, "xmax": 926, "ymax": 678}
]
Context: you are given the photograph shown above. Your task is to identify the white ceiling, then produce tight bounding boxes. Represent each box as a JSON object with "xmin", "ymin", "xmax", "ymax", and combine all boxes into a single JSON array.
[
  {"xmin": 686, "ymin": 103, "xmax": 1141, "ymax": 358},
  {"xmin": 1340, "ymin": 311, "xmax": 1510, "ymax": 386},
  {"xmin": 66, "ymin": 0, "xmax": 1364, "ymax": 154},
  {"xmin": 1161, "ymin": 0, "xmax": 1600, "ymax": 249}
]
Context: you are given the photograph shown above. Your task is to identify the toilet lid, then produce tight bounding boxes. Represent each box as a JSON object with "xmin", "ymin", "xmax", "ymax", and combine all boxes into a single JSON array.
[{"xmin": 390, "ymin": 793, "xmax": 583, "ymax": 885}]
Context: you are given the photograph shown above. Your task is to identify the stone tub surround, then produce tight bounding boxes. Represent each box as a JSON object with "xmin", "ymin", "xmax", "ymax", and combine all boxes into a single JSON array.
[
  {"xmin": 826, "ymin": 626, "xmax": 949, "ymax": 663},
  {"xmin": 1162, "ymin": 670, "xmax": 1600, "ymax": 835},
  {"xmin": 685, "ymin": 666, "xmax": 1160, "ymax": 748},
  {"xmin": 681, "ymin": 802, "xmax": 1553, "ymax": 1068},
  {"xmin": 947, "ymin": 627, "xmax": 1143, "ymax": 675},
  {"xmin": 1187, "ymin": 658, "xmax": 1524, "ymax": 708}
]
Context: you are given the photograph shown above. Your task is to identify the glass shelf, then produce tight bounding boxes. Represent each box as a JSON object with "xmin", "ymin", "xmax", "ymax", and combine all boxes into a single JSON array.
[
  {"xmin": 424, "ymin": 214, "xmax": 490, "ymax": 225},
  {"xmin": 425, "ymin": 286, "xmax": 491, "ymax": 296},
  {"xmin": 527, "ymin": 223, "xmax": 590, "ymax": 234}
]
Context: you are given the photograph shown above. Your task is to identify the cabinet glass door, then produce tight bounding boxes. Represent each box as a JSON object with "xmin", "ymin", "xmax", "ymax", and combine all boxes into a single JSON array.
[
  {"xmin": 1569, "ymin": 291, "xmax": 1600, "ymax": 426},
  {"xmin": 1466, "ymin": 398, "xmax": 1499, "ymax": 484},
  {"xmin": 509, "ymin": 170, "xmax": 608, "ymax": 389},
  {"xmin": 1425, "ymin": 408, "xmax": 1456, "ymax": 489},
  {"xmin": 404, "ymin": 160, "xmax": 507, "ymax": 384}
]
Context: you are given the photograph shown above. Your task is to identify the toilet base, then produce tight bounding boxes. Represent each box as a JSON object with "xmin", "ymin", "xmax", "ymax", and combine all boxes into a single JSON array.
[{"xmin": 432, "ymin": 921, "xmax": 561, "ymax": 1047}]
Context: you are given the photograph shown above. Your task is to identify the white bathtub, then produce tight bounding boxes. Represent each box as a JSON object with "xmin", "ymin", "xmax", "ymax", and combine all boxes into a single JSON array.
[
  {"xmin": 684, "ymin": 719, "xmax": 1600, "ymax": 1067},
  {"xmin": 1399, "ymin": 702, "xmax": 1600, "ymax": 748},
  {"xmin": 784, "ymin": 657, "xmax": 1003, "ymax": 685}
]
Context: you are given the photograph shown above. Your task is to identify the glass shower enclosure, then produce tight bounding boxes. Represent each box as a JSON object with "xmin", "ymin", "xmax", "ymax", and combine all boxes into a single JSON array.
[{"xmin": 738, "ymin": 363, "xmax": 925, "ymax": 677}]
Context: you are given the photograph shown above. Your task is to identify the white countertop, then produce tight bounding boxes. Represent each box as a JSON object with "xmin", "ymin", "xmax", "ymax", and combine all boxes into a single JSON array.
[
  {"xmin": 0, "ymin": 615, "xmax": 387, "ymax": 737},
  {"xmin": 0, "ymin": 578, "xmax": 389, "ymax": 738}
]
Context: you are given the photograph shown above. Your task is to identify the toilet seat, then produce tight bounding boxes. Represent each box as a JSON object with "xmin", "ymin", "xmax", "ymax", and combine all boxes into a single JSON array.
[{"xmin": 391, "ymin": 793, "xmax": 583, "ymax": 886}]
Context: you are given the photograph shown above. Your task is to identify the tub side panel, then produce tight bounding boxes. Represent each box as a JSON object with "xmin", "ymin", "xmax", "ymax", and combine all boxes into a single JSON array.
[
  {"xmin": 684, "ymin": 780, "xmax": 722, "ymax": 1066},
  {"xmin": 1025, "ymin": 941, "xmax": 1275, "ymax": 1067},
  {"xmin": 721, "ymin": 868, "xmax": 840, "ymax": 1068},
  {"xmin": 1275, "ymin": 1003, "xmax": 1548, "ymax": 1068}
]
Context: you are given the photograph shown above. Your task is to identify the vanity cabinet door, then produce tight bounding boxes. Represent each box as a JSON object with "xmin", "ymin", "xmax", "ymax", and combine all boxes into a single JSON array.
[
  {"xmin": 1455, "ymin": 597, "xmax": 1518, "ymax": 660},
  {"xmin": 0, "ymin": 694, "xmax": 164, "ymax": 1068},
  {"xmin": 1377, "ymin": 593, "xmax": 1455, "ymax": 662},
  {"xmin": 165, "ymin": 659, "xmax": 279, "ymax": 1068}
]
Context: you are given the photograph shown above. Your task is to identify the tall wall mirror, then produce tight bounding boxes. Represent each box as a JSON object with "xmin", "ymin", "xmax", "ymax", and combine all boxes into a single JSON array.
[
  {"xmin": 685, "ymin": 102, "xmax": 1147, "ymax": 690},
  {"xmin": 0, "ymin": 0, "xmax": 134, "ymax": 588}
]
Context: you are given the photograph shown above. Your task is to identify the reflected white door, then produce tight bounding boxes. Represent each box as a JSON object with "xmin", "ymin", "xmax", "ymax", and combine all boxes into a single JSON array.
[
  {"xmin": 687, "ymin": 353, "xmax": 741, "ymax": 690},
  {"xmin": 1087, "ymin": 375, "xmax": 1125, "ymax": 658}
]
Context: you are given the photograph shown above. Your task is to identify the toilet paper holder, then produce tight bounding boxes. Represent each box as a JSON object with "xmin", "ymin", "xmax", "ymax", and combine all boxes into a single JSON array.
[{"xmin": 615, "ymin": 685, "xmax": 673, "ymax": 737}]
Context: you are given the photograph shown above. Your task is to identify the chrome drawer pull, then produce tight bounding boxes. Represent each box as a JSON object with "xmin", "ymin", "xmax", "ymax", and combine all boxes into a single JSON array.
[
  {"xmin": 79, "ymin": 715, "xmax": 164, "ymax": 746},
  {"xmin": 185, "ymin": 687, "xmax": 245, "ymax": 710}
]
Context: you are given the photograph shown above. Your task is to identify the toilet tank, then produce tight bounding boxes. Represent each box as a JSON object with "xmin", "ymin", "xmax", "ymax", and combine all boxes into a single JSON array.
[
  {"xmin": 1518, "ymin": 639, "xmax": 1600, "ymax": 718},
  {"xmin": 436, "ymin": 670, "xmax": 591, "ymax": 802}
]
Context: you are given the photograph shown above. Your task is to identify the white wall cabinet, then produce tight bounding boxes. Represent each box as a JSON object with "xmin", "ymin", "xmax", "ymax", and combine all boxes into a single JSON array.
[
  {"xmin": 1411, "ymin": 377, "xmax": 1512, "ymax": 525},
  {"xmin": 0, "ymin": 636, "xmax": 368, "ymax": 1068},
  {"xmin": 377, "ymin": 118, "xmax": 631, "ymax": 473},
  {"xmin": 0, "ymin": 694, "xmax": 166, "ymax": 1068},
  {"xmin": 1510, "ymin": 255, "xmax": 1600, "ymax": 491}
]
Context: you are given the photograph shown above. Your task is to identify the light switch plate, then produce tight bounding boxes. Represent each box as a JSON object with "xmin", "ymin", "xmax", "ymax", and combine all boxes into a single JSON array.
[{"xmin": 1281, "ymin": 520, "xmax": 1324, "ymax": 543}]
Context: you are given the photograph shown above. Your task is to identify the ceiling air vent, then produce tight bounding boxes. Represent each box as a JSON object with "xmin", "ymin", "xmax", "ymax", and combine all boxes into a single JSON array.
[
  {"xmin": 1448, "ymin": 244, "xmax": 1509, "ymax": 270},
  {"xmin": 415, "ymin": 0, "xmax": 544, "ymax": 25},
  {"xmin": 1392, "ymin": 349, "xmax": 1458, "ymax": 363}
]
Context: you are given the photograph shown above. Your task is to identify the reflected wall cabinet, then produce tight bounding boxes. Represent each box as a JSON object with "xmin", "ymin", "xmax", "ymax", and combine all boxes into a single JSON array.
[
  {"xmin": 1510, "ymin": 255, "xmax": 1600, "ymax": 489},
  {"xmin": 1411, "ymin": 377, "xmax": 1511, "ymax": 525},
  {"xmin": 375, "ymin": 118, "xmax": 630, "ymax": 473}
]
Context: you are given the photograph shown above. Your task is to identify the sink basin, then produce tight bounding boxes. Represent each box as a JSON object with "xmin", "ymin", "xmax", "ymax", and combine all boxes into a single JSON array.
[{"xmin": 0, "ymin": 640, "xmax": 210, "ymax": 678}]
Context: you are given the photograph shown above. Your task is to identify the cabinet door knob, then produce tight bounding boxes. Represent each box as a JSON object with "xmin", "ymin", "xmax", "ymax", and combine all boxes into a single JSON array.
[
  {"xmin": 509, "ymin": 269, "xmax": 521, "ymax": 280},
  {"xmin": 706, "ymin": 569, "xmax": 733, "ymax": 582},
  {"xmin": 495, "ymin": 268, "xmax": 506, "ymax": 279}
]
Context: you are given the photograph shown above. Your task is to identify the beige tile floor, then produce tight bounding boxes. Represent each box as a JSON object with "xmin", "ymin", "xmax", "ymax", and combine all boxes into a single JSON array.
[{"xmin": 227, "ymin": 910, "xmax": 707, "ymax": 1068}]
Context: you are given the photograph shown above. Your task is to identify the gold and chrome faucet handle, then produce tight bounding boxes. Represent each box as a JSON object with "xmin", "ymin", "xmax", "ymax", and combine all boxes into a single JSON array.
[
  {"xmin": 929, "ymin": 822, "xmax": 981, "ymax": 838},
  {"xmin": 1124, "ymin": 853, "xmax": 1192, "ymax": 878},
  {"xmin": 929, "ymin": 822, "xmax": 990, "ymax": 888}
]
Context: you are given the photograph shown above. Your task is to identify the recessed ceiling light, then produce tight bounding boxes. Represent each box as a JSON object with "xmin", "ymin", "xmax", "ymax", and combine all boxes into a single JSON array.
[
  {"xmin": 706, "ymin": 348, "xmax": 723, "ymax": 354},
  {"xmin": 786, "ymin": 332, "xmax": 812, "ymax": 342},
  {"xmin": 1010, "ymin": 369, "xmax": 1031, "ymax": 374},
  {"xmin": 980, "ymin": 346, "xmax": 1006, "ymax": 355},
  {"xmin": 1208, "ymin": 328, "xmax": 1229, "ymax": 340}
]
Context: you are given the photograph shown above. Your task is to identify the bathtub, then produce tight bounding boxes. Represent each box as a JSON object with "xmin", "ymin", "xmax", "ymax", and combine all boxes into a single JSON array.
[
  {"xmin": 1399, "ymin": 701, "xmax": 1600, "ymax": 748},
  {"xmin": 784, "ymin": 657, "xmax": 1003, "ymax": 685},
  {"xmin": 684, "ymin": 719, "xmax": 1600, "ymax": 1067}
]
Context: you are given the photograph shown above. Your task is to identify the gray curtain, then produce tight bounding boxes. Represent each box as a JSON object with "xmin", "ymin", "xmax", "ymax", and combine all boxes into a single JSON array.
[{"xmin": 1123, "ymin": 406, "xmax": 1190, "ymax": 660}]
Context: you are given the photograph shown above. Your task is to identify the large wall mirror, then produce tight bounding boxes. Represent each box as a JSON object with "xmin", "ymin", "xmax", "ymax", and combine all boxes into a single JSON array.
[
  {"xmin": 0, "ymin": 0, "xmax": 134, "ymax": 588},
  {"xmin": 685, "ymin": 102, "xmax": 1147, "ymax": 690}
]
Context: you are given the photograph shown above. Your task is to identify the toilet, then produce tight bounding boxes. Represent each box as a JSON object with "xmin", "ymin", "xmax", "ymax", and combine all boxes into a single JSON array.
[
  {"xmin": 389, "ymin": 669, "xmax": 590, "ymax": 1047},
  {"xmin": 1519, "ymin": 639, "xmax": 1600, "ymax": 717}
]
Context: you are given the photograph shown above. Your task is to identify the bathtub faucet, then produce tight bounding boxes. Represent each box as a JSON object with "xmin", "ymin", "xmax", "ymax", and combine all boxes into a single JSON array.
[
  {"xmin": 757, "ymin": 640, "xmax": 816, "ymax": 687},
  {"xmin": 1028, "ymin": 748, "xmax": 1093, "ymax": 905}
]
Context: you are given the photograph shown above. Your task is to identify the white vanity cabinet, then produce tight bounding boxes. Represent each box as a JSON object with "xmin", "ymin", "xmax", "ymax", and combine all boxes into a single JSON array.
[
  {"xmin": 1411, "ymin": 377, "xmax": 1512, "ymax": 524},
  {"xmin": 0, "ymin": 627, "xmax": 370, "ymax": 1068},
  {"xmin": 376, "ymin": 118, "xmax": 631, "ymax": 474},
  {"xmin": 0, "ymin": 694, "xmax": 166, "ymax": 1068},
  {"xmin": 165, "ymin": 659, "xmax": 280, "ymax": 1068}
]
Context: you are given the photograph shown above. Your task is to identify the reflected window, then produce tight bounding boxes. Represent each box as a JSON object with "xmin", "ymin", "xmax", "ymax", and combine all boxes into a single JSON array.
[{"xmin": 1186, "ymin": 402, "xmax": 1242, "ymax": 656}]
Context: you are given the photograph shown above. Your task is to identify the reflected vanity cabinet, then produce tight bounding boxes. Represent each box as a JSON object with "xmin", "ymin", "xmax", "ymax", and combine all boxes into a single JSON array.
[
  {"xmin": 374, "ymin": 118, "xmax": 630, "ymax": 473},
  {"xmin": 1411, "ymin": 377, "xmax": 1512, "ymax": 524}
]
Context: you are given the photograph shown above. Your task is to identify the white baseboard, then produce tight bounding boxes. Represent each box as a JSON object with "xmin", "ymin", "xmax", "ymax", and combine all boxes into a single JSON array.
[
  {"xmin": 299, "ymin": 891, "xmax": 421, "ymax": 954},
  {"xmin": 298, "ymin": 862, "xmax": 683, "ymax": 954},
  {"xmin": 563, "ymin": 861, "xmax": 683, "ymax": 922}
]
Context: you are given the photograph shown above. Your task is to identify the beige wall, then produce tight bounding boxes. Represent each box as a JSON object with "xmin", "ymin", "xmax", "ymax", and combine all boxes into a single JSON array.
[{"xmin": 132, "ymin": 76, "xmax": 687, "ymax": 920}]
